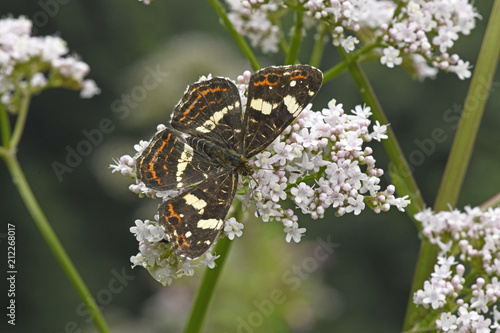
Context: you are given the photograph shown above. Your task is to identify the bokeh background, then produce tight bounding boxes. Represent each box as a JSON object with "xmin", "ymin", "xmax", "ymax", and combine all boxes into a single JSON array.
[{"xmin": 1, "ymin": 1, "xmax": 499, "ymax": 332}]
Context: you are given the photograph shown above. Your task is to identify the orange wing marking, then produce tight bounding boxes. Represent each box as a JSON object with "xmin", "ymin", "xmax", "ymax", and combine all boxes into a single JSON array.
[
  {"xmin": 178, "ymin": 86, "xmax": 228, "ymax": 123},
  {"xmin": 252, "ymin": 73, "xmax": 280, "ymax": 87}
]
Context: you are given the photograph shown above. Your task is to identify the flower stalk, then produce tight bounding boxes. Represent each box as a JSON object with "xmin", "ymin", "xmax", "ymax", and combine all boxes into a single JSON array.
[
  {"xmin": 285, "ymin": 8, "xmax": 304, "ymax": 65},
  {"xmin": 207, "ymin": 0, "xmax": 261, "ymax": 71},
  {"xmin": 183, "ymin": 209, "xmax": 240, "ymax": 333},
  {"xmin": 340, "ymin": 48, "xmax": 425, "ymax": 217},
  {"xmin": 2, "ymin": 150, "xmax": 110, "ymax": 333},
  {"xmin": 0, "ymin": 97, "xmax": 109, "ymax": 333},
  {"xmin": 403, "ymin": 0, "xmax": 500, "ymax": 330},
  {"xmin": 0, "ymin": 16, "xmax": 106, "ymax": 332}
]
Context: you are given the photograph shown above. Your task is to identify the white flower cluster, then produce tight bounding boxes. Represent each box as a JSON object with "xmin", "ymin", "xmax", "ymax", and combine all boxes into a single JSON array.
[
  {"xmin": 225, "ymin": 0, "xmax": 479, "ymax": 80},
  {"xmin": 374, "ymin": 0, "xmax": 479, "ymax": 79},
  {"xmin": 112, "ymin": 72, "xmax": 409, "ymax": 284},
  {"xmin": 226, "ymin": 0, "xmax": 283, "ymax": 54},
  {"xmin": 413, "ymin": 207, "xmax": 500, "ymax": 332},
  {"xmin": 0, "ymin": 16, "xmax": 99, "ymax": 110},
  {"xmin": 129, "ymin": 218, "xmax": 223, "ymax": 286}
]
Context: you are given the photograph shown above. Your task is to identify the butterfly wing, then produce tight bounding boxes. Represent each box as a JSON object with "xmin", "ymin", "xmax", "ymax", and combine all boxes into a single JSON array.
[
  {"xmin": 171, "ymin": 77, "xmax": 243, "ymax": 151},
  {"xmin": 159, "ymin": 171, "xmax": 238, "ymax": 259},
  {"xmin": 136, "ymin": 128, "xmax": 225, "ymax": 191},
  {"xmin": 243, "ymin": 65, "xmax": 322, "ymax": 158}
]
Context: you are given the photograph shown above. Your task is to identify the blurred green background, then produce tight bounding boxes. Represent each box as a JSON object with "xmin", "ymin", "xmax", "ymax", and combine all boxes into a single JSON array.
[{"xmin": 1, "ymin": 1, "xmax": 499, "ymax": 332}]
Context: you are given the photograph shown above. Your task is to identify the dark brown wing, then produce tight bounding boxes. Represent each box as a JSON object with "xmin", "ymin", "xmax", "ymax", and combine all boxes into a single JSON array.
[
  {"xmin": 243, "ymin": 65, "xmax": 322, "ymax": 158},
  {"xmin": 159, "ymin": 171, "xmax": 238, "ymax": 259},
  {"xmin": 171, "ymin": 77, "xmax": 243, "ymax": 151},
  {"xmin": 136, "ymin": 128, "xmax": 225, "ymax": 191}
]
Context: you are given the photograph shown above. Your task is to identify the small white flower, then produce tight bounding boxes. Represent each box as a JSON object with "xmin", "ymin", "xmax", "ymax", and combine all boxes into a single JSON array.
[
  {"xmin": 284, "ymin": 221, "xmax": 306, "ymax": 243},
  {"xmin": 224, "ymin": 218, "xmax": 244, "ymax": 240},
  {"xmin": 340, "ymin": 131, "xmax": 363, "ymax": 151},
  {"xmin": 371, "ymin": 121, "xmax": 388, "ymax": 141},
  {"xmin": 341, "ymin": 35, "xmax": 359, "ymax": 52},
  {"xmin": 177, "ymin": 260, "xmax": 195, "ymax": 277},
  {"xmin": 80, "ymin": 79, "xmax": 101, "ymax": 98},
  {"xmin": 450, "ymin": 59, "xmax": 472, "ymax": 80},
  {"xmin": 291, "ymin": 182, "xmax": 314, "ymax": 206},
  {"xmin": 345, "ymin": 195, "xmax": 365, "ymax": 215},
  {"xmin": 200, "ymin": 252, "xmax": 220, "ymax": 269},
  {"xmin": 130, "ymin": 219, "xmax": 149, "ymax": 242},
  {"xmin": 436, "ymin": 312, "xmax": 457, "ymax": 332},
  {"xmin": 30, "ymin": 73, "xmax": 47, "ymax": 88},
  {"xmin": 380, "ymin": 46, "xmax": 403, "ymax": 68},
  {"xmin": 422, "ymin": 281, "xmax": 446, "ymax": 309},
  {"xmin": 470, "ymin": 290, "xmax": 489, "ymax": 314}
]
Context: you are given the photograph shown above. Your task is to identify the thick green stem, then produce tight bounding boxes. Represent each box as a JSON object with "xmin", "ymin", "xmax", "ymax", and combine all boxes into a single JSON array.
[
  {"xmin": 2, "ymin": 151, "xmax": 110, "ymax": 333},
  {"xmin": 341, "ymin": 48, "xmax": 425, "ymax": 217},
  {"xmin": 403, "ymin": 1, "xmax": 500, "ymax": 331},
  {"xmin": 323, "ymin": 43, "xmax": 378, "ymax": 83},
  {"xmin": 207, "ymin": 0, "xmax": 261, "ymax": 71},
  {"xmin": 310, "ymin": 22, "xmax": 327, "ymax": 68},
  {"xmin": 433, "ymin": 1, "xmax": 500, "ymax": 211},
  {"xmin": 0, "ymin": 103, "xmax": 11, "ymax": 147},
  {"xmin": 1, "ymin": 83, "xmax": 109, "ymax": 333},
  {"xmin": 9, "ymin": 88, "xmax": 31, "ymax": 148},
  {"xmin": 183, "ymin": 227, "xmax": 235, "ymax": 333},
  {"xmin": 285, "ymin": 9, "xmax": 304, "ymax": 65}
]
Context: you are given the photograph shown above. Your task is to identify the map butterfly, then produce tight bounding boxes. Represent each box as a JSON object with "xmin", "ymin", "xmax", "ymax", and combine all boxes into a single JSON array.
[{"xmin": 136, "ymin": 65, "xmax": 322, "ymax": 259}]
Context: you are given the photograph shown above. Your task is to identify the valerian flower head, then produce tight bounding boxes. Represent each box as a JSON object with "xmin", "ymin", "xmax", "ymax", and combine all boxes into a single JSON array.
[
  {"xmin": 112, "ymin": 70, "xmax": 409, "ymax": 285},
  {"xmin": 225, "ymin": 0, "xmax": 479, "ymax": 80},
  {"xmin": 0, "ymin": 16, "xmax": 99, "ymax": 112},
  {"xmin": 413, "ymin": 207, "xmax": 500, "ymax": 331}
]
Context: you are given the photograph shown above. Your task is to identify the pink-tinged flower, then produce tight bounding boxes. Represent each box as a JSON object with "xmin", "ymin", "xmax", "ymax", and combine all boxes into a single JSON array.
[
  {"xmin": 436, "ymin": 312, "xmax": 457, "ymax": 332},
  {"xmin": 414, "ymin": 206, "xmax": 500, "ymax": 330},
  {"xmin": 224, "ymin": 217, "xmax": 244, "ymax": 240},
  {"xmin": 380, "ymin": 46, "xmax": 402, "ymax": 68},
  {"xmin": 0, "ymin": 16, "xmax": 99, "ymax": 110},
  {"xmin": 223, "ymin": 0, "xmax": 479, "ymax": 80},
  {"xmin": 284, "ymin": 221, "xmax": 306, "ymax": 243}
]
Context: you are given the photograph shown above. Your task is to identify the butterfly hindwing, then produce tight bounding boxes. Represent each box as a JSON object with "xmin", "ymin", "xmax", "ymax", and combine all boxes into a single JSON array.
[
  {"xmin": 136, "ymin": 128, "xmax": 225, "ymax": 191},
  {"xmin": 243, "ymin": 65, "xmax": 322, "ymax": 158},
  {"xmin": 171, "ymin": 78, "xmax": 243, "ymax": 151},
  {"xmin": 159, "ymin": 171, "xmax": 238, "ymax": 259}
]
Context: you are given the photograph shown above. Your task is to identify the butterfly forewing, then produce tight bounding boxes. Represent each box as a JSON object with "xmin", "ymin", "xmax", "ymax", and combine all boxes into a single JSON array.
[
  {"xmin": 171, "ymin": 78, "xmax": 243, "ymax": 151},
  {"xmin": 243, "ymin": 65, "xmax": 322, "ymax": 158},
  {"xmin": 136, "ymin": 128, "xmax": 226, "ymax": 191},
  {"xmin": 159, "ymin": 171, "xmax": 238, "ymax": 259}
]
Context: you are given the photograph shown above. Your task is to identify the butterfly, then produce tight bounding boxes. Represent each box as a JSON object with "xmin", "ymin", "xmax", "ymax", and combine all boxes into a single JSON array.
[{"xmin": 136, "ymin": 65, "xmax": 322, "ymax": 259}]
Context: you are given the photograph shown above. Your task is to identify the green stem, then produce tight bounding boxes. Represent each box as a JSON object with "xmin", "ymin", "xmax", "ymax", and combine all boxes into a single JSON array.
[
  {"xmin": 481, "ymin": 192, "xmax": 500, "ymax": 210},
  {"xmin": 340, "ymin": 48, "xmax": 425, "ymax": 217},
  {"xmin": 269, "ymin": 8, "xmax": 289, "ymax": 54},
  {"xmin": 310, "ymin": 22, "xmax": 327, "ymax": 68},
  {"xmin": 433, "ymin": 1, "xmax": 500, "ymax": 211},
  {"xmin": 9, "ymin": 88, "xmax": 31, "ymax": 148},
  {"xmin": 207, "ymin": 0, "xmax": 261, "ymax": 71},
  {"xmin": 1, "ymin": 86, "xmax": 109, "ymax": 332},
  {"xmin": 0, "ymin": 102, "xmax": 11, "ymax": 147},
  {"xmin": 403, "ymin": 1, "xmax": 500, "ymax": 331},
  {"xmin": 2, "ymin": 151, "xmax": 110, "ymax": 333},
  {"xmin": 322, "ymin": 61, "xmax": 349, "ymax": 83},
  {"xmin": 323, "ymin": 43, "xmax": 378, "ymax": 83},
  {"xmin": 341, "ymin": 49, "xmax": 433, "ymax": 333},
  {"xmin": 285, "ymin": 9, "xmax": 304, "ymax": 65},
  {"xmin": 183, "ymin": 227, "xmax": 235, "ymax": 333}
]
